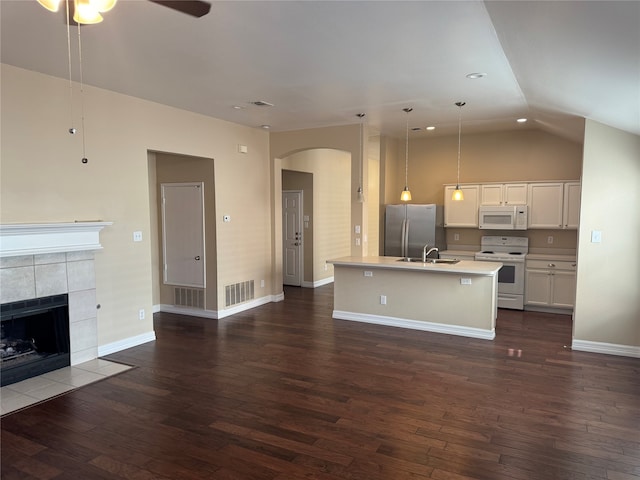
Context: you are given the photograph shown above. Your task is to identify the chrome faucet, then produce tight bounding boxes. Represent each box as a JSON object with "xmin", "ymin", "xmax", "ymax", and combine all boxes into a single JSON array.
[{"xmin": 422, "ymin": 245, "xmax": 439, "ymax": 262}]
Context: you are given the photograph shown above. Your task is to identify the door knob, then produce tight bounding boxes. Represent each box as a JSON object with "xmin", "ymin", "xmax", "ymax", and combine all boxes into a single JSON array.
[
  {"xmin": 294, "ymin": 242, "xmax": 300, "ymax": 246},
  {"xmin": 195, "ymin": 256, "xmax": 201, "ymax": 261}
]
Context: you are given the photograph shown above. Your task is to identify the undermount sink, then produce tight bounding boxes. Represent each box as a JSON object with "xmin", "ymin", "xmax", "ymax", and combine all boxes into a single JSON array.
[{"xmin": 396, "ymin": 258, "xmax": 460, "ymax": 264}]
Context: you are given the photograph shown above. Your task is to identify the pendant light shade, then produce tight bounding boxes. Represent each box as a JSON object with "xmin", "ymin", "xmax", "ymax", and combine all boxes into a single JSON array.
[
  {"xmin": 401, "ymin": 107, "xmax": 413, "ymax": 202},
  {"xmin": 37, "ymin": 0, "xmax": 62, "ymax": 12},
  {"xmin": 74, "ymin": 0, "xmax": 104, "ymax": 24},
  {"xmin": 453, "ymin": 101, "xmax": 466, "ymax": 201}
]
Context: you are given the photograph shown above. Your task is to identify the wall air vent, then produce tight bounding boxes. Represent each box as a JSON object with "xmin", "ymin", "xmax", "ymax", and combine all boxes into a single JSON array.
[
  {"xmin": 251, "ymin": 100, "xmax": 274, "ymax": 107},
  {"xmin": 174, "ymin": 288, "xmax": 205, "ymax": 309},
  {"xmin": 225, "ymin": 280, "xmax": 254, "ymax": 307}
]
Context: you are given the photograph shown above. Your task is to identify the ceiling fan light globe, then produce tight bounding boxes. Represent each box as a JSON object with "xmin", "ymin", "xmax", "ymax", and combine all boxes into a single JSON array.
[
  {"xmin": 37, "ymin": 0, "xmax": 62, "ymax": 12},
  {"xmin": 90, "ymin": 0, "xmax": 117, "ymax": 13}
]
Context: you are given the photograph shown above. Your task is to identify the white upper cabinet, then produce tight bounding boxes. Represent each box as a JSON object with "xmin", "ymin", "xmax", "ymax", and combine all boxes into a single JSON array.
[
  {"xmin": 528, "ymin": 183, "xmax": 565, "ymax": 229},
  {"xmin": 563, "ymin": 182, "xmax": 581, "ymax": 229},
  {"xmin": 528, "ymin": 182, "xmax": 581, "ymax": 229},
  {"xmin": 444, "ymin": 185, "xmax": 480, "ymax": 228},
  {"xmin": 480, "ymin": 183, "xmax": 528, "ymax": 206}
]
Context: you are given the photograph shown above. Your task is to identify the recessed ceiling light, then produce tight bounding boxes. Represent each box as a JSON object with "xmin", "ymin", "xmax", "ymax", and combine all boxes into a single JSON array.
[
  {"xmin": 260, "ymin": 124, "xmax": 271, "ymax": 129},
  {"xmin": 411, "ymin": 127, "xmax": 422, "ymax": 131},
  {"xmin": 466, "ymin": 72, "xmax": 487, "ymax": 79},
  {"xmin": 517, "ymin": 118, "xmax": 528, "ymax": 123},
  {"xmin": 251, "ymin": 100, "xmax": 274, "ymax": 107},
  {"xmin": 426, "ymin": 126, "xmax": 436, "ymax": 131},
  {"xmin": 232, "ymin": 105, "xmax": 244, "ymax": 110}
]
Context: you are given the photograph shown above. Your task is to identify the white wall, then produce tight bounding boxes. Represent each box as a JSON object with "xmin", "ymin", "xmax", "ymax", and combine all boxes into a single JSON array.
[
  {"xmin": 573, "ymin": 120, "xmax": 640, "ymax": 354},
  {"xmin": 1, "ymin": 65, "xmax": 271, "ymax": 348}
]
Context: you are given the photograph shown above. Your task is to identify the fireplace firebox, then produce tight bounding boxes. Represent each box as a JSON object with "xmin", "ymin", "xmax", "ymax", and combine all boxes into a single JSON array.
[{"xmin": 0, "ymin": 294, "xmax": 70, "ymax": 387}]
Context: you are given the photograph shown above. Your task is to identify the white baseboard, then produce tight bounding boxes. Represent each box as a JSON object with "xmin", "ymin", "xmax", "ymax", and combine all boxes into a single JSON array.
[
  {"xmin": 571, "ymin": 339, "xmax": 640, "ymax": 358},
  {"xmin": 98, "ymin": 331, "xmax": 156, "ymax": 357},
  {"xmin": 301, "ymin": 277, "xmax": 334, "ymax": 288},
  {"xmin": 332, "ymin": 310, "xmax": 495, "ymax": 340}
]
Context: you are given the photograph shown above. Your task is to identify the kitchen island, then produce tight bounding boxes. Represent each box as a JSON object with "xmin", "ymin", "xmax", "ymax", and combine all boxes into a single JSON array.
[{"xmin": 327, "ymin": 256, "xmax": 502, "ymax": 340}]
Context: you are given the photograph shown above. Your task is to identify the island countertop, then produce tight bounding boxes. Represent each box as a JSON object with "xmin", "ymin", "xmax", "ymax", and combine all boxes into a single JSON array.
[{"xmin": 328, "ymin": 256, "xmax": 502, "ymax": 276}]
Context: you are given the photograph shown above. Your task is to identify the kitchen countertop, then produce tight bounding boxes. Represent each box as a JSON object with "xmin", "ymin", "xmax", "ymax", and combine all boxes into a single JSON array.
[
  {"xmin": 526, "ymin": 253, "xmax": 577, "ymax": 262},
  {"xmin": 328, "ymin": 256, "xmax": 502, "ymax": 276}
]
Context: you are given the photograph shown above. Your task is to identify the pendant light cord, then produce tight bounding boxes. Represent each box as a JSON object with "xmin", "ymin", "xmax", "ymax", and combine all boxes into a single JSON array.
[
  {"xmin": 77, "ymin": 22, "xmax": 88, "ymax": 160},
  {"xmin": 66, "ymin": 0, "xmax": 74, "ymax": 131},
  {"xmin": 405, "ymin": 113, "xmax": 409, "ymax": 186},
  {"xmin": 404, "ymin": 108, "xmax": 412, "ymax": 187},
  {"xmin": 456, "ymin": 101, "xmax": 465, "ymax": 186}
]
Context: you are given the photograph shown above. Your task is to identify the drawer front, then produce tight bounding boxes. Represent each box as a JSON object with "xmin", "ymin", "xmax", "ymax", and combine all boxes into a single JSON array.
[{"xmin": 526, "ymin": 259, "xmax": 576, "ymax": 271}]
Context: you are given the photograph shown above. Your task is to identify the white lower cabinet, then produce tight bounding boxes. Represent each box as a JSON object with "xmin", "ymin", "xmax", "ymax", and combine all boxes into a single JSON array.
[{"xmin": 525, "ymin": 259, "xmax": 576, "ymax": 309}]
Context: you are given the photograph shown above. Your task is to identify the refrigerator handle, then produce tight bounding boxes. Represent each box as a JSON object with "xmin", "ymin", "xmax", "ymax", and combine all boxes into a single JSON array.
[
  {"xmin": 400, "ymin": 220, "xmax": 406, "ymax": 257},
  {"xmin": 403, "ymin": 219, "xmax": 410, "ymax": 257}
]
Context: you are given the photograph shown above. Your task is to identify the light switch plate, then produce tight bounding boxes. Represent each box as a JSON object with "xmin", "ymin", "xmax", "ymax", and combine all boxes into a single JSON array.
[{"xmin": 591, "ymin": 230, "xmax": 602, "ymax": 243}]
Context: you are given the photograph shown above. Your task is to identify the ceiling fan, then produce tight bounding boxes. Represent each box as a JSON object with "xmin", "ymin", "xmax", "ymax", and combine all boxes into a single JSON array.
[{"xmin": 37, "ymin": 0, "xmax": 212, "ymax": 24}]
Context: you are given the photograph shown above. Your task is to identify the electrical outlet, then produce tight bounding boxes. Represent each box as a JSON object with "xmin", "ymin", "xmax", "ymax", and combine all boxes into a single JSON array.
[
  {"xmin": 133, "ymin": 231, "xmax": 143, "ymax": 242},
  {"xmin": 260, "ymin": 279, "xmax": 265, "ymax": 288},
  {"xmin": 139, "ymin": 309, "xmax": 145, "ymax": 320},
  {"xmin": 380, "ymin": 295, "xmax": 387, "ymax": 305},
  {"xmin": 364, "ymin": 271, "xmax": 373, "ymax": 277},
  {"xmin": 460, "ymin": 278, "xmax": 472, "ymax": 285},
  {"xmin": 454, "ymin": 233, "xmax": 460, "ymax": 241},
  {"xmin": 547, "ymin": 236, "xmax": 554, "ymax": 244}
]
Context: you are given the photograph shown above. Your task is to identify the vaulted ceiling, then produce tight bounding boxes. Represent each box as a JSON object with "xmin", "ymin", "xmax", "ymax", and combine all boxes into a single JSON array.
[{"xmin": 2, "ymin": 0, "xmax": 639, "ymax": 142}]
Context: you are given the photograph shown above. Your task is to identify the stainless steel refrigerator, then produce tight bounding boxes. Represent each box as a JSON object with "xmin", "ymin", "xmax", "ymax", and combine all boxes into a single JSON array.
[{"xmin": 384, "ymin": 204, "xmax": 445, "ymax": 258}]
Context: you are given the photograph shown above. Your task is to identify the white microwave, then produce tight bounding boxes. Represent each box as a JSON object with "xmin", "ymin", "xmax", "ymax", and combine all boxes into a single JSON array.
[{"xmin": 479, "ymin": 205, "xmax": 528, "ymax": 230}]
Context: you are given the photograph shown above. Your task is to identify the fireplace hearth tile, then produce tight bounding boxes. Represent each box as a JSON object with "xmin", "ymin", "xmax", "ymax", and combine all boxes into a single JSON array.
[
  {"xmin": 1, "ymin": 359, "xmax": 132, "ymax": 416},
  {"xmin": 0, "ymin": 389, "xmax": 39, "ymax": 415}
]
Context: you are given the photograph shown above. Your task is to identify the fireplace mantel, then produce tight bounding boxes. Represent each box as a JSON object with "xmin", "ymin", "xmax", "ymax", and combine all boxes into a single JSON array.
[{"xmin": 0, "ymin": 222, "xmax": 112, "ymax": 258}]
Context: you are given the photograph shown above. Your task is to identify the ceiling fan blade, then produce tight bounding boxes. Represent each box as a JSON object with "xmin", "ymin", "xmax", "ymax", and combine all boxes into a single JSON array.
[{"xmin": 148, "ymin": 0, "xmax": 212, "ymax": 18}]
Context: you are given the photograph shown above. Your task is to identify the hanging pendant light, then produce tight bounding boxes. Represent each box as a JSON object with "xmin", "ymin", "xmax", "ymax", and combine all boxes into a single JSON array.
[
  {"xmin": 356, "ymin": 113, "xmax": 366, "ymax": 203},
  {"xmin": 400, "ymin": 107, "xmax": 413, "ymax": 202},
  {"xmin": 452, "ymin": 101, "xmax": 466, "ymax": 201}
]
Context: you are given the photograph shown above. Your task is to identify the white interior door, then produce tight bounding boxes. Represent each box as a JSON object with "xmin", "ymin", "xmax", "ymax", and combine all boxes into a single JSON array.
[
  {"xmin": 161, "ymin": 182, "xmax": 205, "ymax": 287},
  {"xmin": 283, "ymin": 191, "xmax": 303, "ymax": 286}
]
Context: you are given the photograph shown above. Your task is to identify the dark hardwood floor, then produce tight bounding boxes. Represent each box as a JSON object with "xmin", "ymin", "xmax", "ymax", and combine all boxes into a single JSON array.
[{"xmin": 2, "ymin": 284, "xmax": 639, "ymax": 479}]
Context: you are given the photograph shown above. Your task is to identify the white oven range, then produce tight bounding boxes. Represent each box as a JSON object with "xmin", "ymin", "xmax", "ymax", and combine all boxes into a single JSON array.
[{"xmin": 475, "ymin": 236, "xmax": 528, "ymax": 310}]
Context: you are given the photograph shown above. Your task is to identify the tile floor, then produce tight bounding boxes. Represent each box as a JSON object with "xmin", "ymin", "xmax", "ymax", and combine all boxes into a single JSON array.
[{"xmin": 1, "ymin": 359, "xmax": 132, "ymax": 416}]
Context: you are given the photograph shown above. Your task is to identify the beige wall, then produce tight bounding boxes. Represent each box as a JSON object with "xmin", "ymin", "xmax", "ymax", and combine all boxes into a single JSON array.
[
  {"xmin": 153, "ymin": 153, "xmax": 217, "ymax": 309},
  {"xmin": 391, "ymin": 129, "xmax": 583, "ymax": 206},
  {"xmin": 282, "ymin": 170, "xmax": 314, "ymax": 283},
  {"xmin": 574, "ymin": 120, "xmax": 640, "ymax": 348},
  {"xmin": 1, "ymin": 65, "xmax": 271, "ymax": 347},
  {"xmin": 282, "ymin": 149, "xmax": 351, "ymax": 283}
]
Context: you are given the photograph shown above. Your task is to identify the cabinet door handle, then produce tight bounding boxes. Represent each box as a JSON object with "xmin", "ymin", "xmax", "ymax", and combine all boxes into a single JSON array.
[{"xmin": 548, "ymin": 263, "xmax": 556, "ymax": 267}]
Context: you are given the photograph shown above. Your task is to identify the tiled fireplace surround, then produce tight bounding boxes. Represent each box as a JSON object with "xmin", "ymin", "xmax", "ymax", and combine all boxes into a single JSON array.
[{"xmin": 0, "ymin": 223, "xmax": 111, "ymax": 367}]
